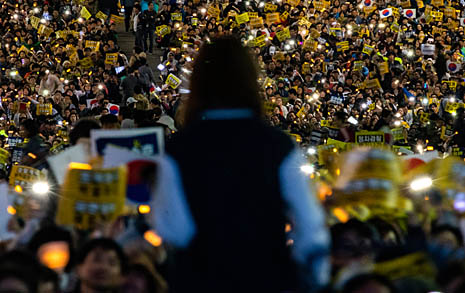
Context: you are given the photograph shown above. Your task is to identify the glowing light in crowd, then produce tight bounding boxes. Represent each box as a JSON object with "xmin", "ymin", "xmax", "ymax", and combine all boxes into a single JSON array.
[
  {"xmin": 300, "ymin": 164, "xmax": 315, "ymax": 174},
  {"xmin": 144, "ymin": 230, "xmax": 162, "ymax": 247},
  {"xmin": 7, "ymin": 206, "xmax": 16, "ymax": 215},
  {"xmin": 394, "ymin": 120, "xmax": 401, "ymax": 127},
  {"xmin": 361, "ymin": 103, "xmax": 367, "ymax": 109},
  {"xmin": 307, "ymin": 147, "xmax": 317, "ymax": 155},
  {"xmin": 32, "ymin": 181, "xmax": 50, "ymax": 195},
  {"xmin": 410, "ymin": 177, "xmax": 433, "ymax": 192},
  {"xmin": 40, "ymin": 18, "xmax": 46, "ymax": 23},
  {"xmin": 68, "ymin": 162, "xmax": 92, "ymax": 170},
  {"xmin": 312, "ymin": 93, "xmax": 319, "ymax": 99},
  {"xmin": 43, "ymin": 90, "xmax": 49, "ymax": 96},
  {"xmin": 449, "ymin": 97, "xmax": 456, "ymax": 103},
  {"xmin": 200, "ymin": 8, "xmax": 206, "ymax": 14},
  {"xmin": 259, "ymin": 2, "xmax": 265, "ymax": 7},
  {"xmin": 98, "ymin": 84, "xmax": 104, "ymax": 90},
  {"xmin": 406, "ymin": 50, "xmax": 414, "ymax": 57},
  {"xmin": 38, "ymin": 241, "xmax": 70, "ymax": 270},
  {"xmin": 157, "ymin": 64, "xmax": 165, "ymax": 71},
  {"xmin": 416, "ymin": 144, "xmax": 424, "ymax": 154},
  {"xmin": 13, "ymin": 14, "xmax": 18, "ymax": 19},
  {"xmin": 395, "ymin": 113, "xmax": 401, "ymax": 118},
  {"xmin": 409, "ymin": 96, "xmax": 415, "ymax": 102},
  {"xmin": 138, "ymin": 205, "xmax": 151, "ymax": 214},
  {"xmin": 284, "ymin": 44, "xmax": 291, "ymax": 50},
  {"xmin": 422, "ymin": 98, "xmax": 429, "ymax": 105},
  {"xmin": 14, "ymin": 185, "xmax": 22, "ymax": 193},
  {"xmin": 33, "ymin": 7, "xmax": 39, "ymax": 13}
]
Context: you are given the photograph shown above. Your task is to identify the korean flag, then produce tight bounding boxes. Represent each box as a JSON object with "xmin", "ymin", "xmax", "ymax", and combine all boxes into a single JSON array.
[
  {"xmin": 447, "ymin": 60, "xmax": 461, "ymax": 73},
  {"xmin": 403, "ymin": 9, "xmax": 416, "ymax": 19},
  {"xmin": 379, "ymin": 8, "xmax": 393, "ymax": 19}
]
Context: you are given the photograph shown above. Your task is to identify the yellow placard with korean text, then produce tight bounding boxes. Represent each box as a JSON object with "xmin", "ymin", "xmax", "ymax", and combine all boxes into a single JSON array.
[
  {"xmin": 110, "ymin": 14, "xmax": 124, "ymax": 23},
  {"xmin": 36, "ymin": 103, "xmax": 52, "ymax": 116},
  {"xmin": 105, "ymin": 53, "xmax": 118, "ymax": 65},
  {"xmin": 9, "ymin": 165, "xmax": 45, "ymax": 188},
  {"xmin": 250, "ymin": 17, "xmax": 263, "ymax": 28},
  {"xmin": 236, "ymin": 12, "xmax": 249, "ymax": 25},
  {"xmin": 362, "ymin": 44, "xmax": 375, "ymax": 55},
  {"xmin": 444, "ymin": 7, "xmax": 456, "ymax": 19},
  {"xmin": 364, "ymin": 78, "xmax": 381, "ymax": 89},
  {"xmin": 431, "ymin": 0, "xmax": 444, "ymax": 7},
  {"xmin": 56, "ymin": 166, "xmax": 127, "ymax": 230},
  {"xmin": 85, "ymin": 40, "xmax": 100, "ymax": 52},
  {"xmin": 379, "ymin": 62, "xmax": 389, "ymax": 74},
  {"xmin": 95, "ymin": 11, "xmax": 108, "ymax": 20},
  {"xmin": 156, "ymin": 25, "xmax": 171, "ymax": 37},
  {"xmin": 80, "ymin": 6, "xmax": 92, "ymax": 20},
  {"xmin": 264, "ymin": 3, "xmax": 278, "ymax": 12},
  {"xmin": 276, "ymin": 27, "xmax": 291, "ymax": 42},
  {"xmin": 171, "ymin": 12, "xmax": 182, "ymax": 21},
  {"xmin": 79, "ymin": 57, "xmax": 94, "ymax": 69},
  {"xmin": 38, "ymin": 25, "xmax": 53, "ymax": 37},
  {"xmin": 165, "ymin": 74, "xmax": 182, "ymax": 89},
  {"xmin": 30, "ymin": 16, "xmax": 40, "ymax": 29},
  {"xmin": 207, "ymin": 6, "xmax": 220, "ymax": 19},
  {"xmin": 266, "ymin": 12, "xmax": 281, "ymax": 24}
]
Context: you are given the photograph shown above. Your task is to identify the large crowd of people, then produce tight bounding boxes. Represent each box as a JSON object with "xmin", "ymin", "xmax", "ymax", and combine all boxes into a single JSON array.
[{"xmin": 0, "ymin": 0, "xmax": 465, "ymax": 292}]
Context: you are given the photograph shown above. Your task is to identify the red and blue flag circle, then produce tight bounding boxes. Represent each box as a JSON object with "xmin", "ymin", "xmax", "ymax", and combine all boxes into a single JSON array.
[
  {"xmin": 448, "ymin": 63, "xmax": 457, "ymax": 72},
  {"xmin": 109, "ymin": 105, "xmax": 119, "ymax": 115},
  {"xmin": 382, "ymin": 9, "xmax": 390, "ymax": 16},
  {"xmin": 364, "ymin": 0, "xmax": 372, "ymax": 6},
  {"xmin": 405, "ymin": 9, "xmax": 414, "ymax": 17}
]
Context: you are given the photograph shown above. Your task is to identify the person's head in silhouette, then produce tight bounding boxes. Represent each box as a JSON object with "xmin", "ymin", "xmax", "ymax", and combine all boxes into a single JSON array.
[{"xmin": 185, "ymin": 36, "xmax": 263, "ymax": 123}]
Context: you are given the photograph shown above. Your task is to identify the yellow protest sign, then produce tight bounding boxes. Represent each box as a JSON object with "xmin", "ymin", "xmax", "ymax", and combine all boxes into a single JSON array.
[
  {"xmin": 254, "ymin": 34, "xmax": 267, "ymax": 47},
  {"xmin": 353, "ymin": 61, "xmax": 364, "ymax": 71},
  {"xmin": 166, "ymin": 74, "xmax": 182, "ymax": 89},
  {"xmin": 85, "ymin": 40, "xmax": 100, "ymax": 52},
  {"xmin": 56, "ymin": 166, "xmax": 127, "ymax": 230},
  {"xmin": 280, "ymin": 11, "xmax": 289, "ymax": 21},
  {"xmin": 171, "ymin": 12, "xmax": 182, "ymax": 21},
  {"xmin": 392, "ymin": 128, "xmax": 406, "ymax": 142},
  {"xmin": 105, "ymin": 53, "xmax": 118, "ymax": 65},
  {"xmin": 314, "ymin": 0, "xmax": 331, "ymax": 11},
  {"xmin": 444, "ymin": 7, "xmax": 456, "ymax": 18},
  {"xmin": 286, "ymin": 0, "xmax": 301, "ymax": 6},
  {"xmin": 379, "ymin": 62, "xmax": 389, "ymax": 75},
  {"xmin": 276, "ymin": 27, "xmax": 291, "ymax": 42},
  {"xmin": 399, "ymin": 0, "xmax": 411, "ymax": 8},
  {"xmin": 431, "ymin": 11, "xmax": 443, "ymax": 21},
  {"xmin": 235, "ymin": 12, "xmax": 249, "ymax": 25},
  {"xmin": 302, "ymin": 39, "xmax": 318, "ymax": 51},
  {"xmin": 80, "ymin": 6, "xmax": 92, "ymax": 20},
  {"xmin": 156, "ymin": 25, "xmax": 171, "ymax": 37},
  {"xmin": 248, "ymin": 12, "xmax": 258, "ymax": 19},
  {"xmin": 95, "ymin": 11, "xmax": 108, "ymax": 20},
  {"xmin": 431, "ymin": 0, "xmax": 444, "ymax": 7},
  {"xmin": 264, "ymin": 3, "xmax": 278, "ymax": 12},
  {"xmin": 445, "ymin": 102, "xmax": 463, "ymax": 113},
  {"xmin": 110, "ymin": 14, "xmax": 124, "ymax": 23},
  {"xmin": 336, "ymin": 41, "xmax": 349, "ymax": 52},
  {"xmin": 38, "ymin": 25, "xmax": 53, "ymax": 37},
  {"xmin": 419, "ymin": 112, "xmax": 430, "ymax": 123},
  {"xmin": 30, "ymin": 16, "xmax": 40, "ymax": 29},
  {"xmin": 36, "ymin": 103, "xmax": 52, "ymax": 116},
  {"xmin": 207, "ymin": 6, "xmax": 220, "ymax": 19},
  {"xmin": 266, "ymin": 13, "xmax": 281, "ymax": 24},
  {"xmin": 250, "ymin": 17, "xmax": 263, "ymax": 28},
  {"xmin": 9, "ymin": 165, "xmax": 45, "ymax": 188},
  {"xmin": 79, "ymin": 57, "xmax": 94, "ymax": 69},
  {"xmin": 355, "ymin": 131, "xmax": 385, "ymax": 146},
  {"xmin": 362, "ymin": 44, "xmax": 375, "ymax": 55},
  {"xmin": 302, "ymin": 62, "xmax": 311, "ymax": 74},
  {"xmin": 364, "ymin": 78, "xmax": 381, "ymax": 89}
]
